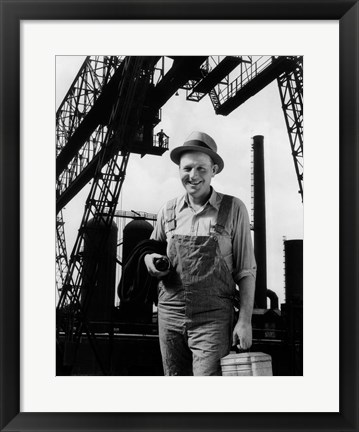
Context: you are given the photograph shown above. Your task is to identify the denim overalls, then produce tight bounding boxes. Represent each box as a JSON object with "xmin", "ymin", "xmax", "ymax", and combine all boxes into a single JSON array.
[{"xmin": 158, "ymin": 195, "xmax": 236, "ymax": 376}]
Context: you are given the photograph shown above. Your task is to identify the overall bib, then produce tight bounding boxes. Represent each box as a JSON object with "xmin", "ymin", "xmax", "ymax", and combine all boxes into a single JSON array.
[{"xmin": 158, "ymin": 195, "xmax": 236, "ymax": 376}]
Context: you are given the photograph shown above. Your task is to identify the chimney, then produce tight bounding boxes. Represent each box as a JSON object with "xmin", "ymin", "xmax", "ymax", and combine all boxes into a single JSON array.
[{"xmin": 252, "ymin": 135, "xmax": 267, "ymax": 308}]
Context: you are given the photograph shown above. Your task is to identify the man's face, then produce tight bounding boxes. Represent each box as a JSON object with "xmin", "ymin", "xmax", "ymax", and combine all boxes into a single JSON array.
[{"xmin": 179, "ymin": 152, "xmax": 218, "ymax": 201}]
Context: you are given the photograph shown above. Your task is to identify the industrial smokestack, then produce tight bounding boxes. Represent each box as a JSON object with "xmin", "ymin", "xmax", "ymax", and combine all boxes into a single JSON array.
[
  {"xmin": 284, "ymin": 239, "xmax": 303, "ymax": 304},
  {"xmin": 252, "ymin": 135, "xmax": 267, "ymax": 308}
]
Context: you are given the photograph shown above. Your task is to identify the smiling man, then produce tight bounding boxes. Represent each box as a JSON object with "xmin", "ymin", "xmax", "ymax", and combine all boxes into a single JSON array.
[{"xmin": 144, "ymin": 131, "xmax": 257, "ymax": 376}]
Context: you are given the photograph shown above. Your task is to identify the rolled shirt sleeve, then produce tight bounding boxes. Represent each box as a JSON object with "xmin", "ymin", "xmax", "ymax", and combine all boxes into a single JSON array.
[
  {"xmin": 231, "ymin": 197, "xmax": 257, "ymax": 285},
  {"xmin": 150, "ymin": 205, "xmax": 167, "ymax": 242}
]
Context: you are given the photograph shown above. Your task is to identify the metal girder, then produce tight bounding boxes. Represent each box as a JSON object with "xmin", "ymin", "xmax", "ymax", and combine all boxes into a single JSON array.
[
  {"xmin": 57, "ymin": 56, "xmax": 156, "ymax": 311},
  {"xmin": 56, "ymin": 56, "xmax": 123, "ymax": 170},
  {"xmin": 56, "ymin": 56, "xmax": 124, "ymax": 212},
  {"xmin": 185, "ymin": 56, "xmax": 242, "ymax": 104},
  {"xmin": 151, "ymin": 56, "xmax": 208, "ymax": 108},
  {"xmin": 56, "ymin": 210, "xmax": 68, "ymax": 297},
  {"xmin": 114, "ymin": 210, "xmax": 157, "ymax": 221},
  {"xmin": 277, "ymin": 57, "xmax": 303, "ymax": 201},
  {"xmin": 214, "ymin": 56, "xmax": 297, "ymax": 116},
  {"xmin": 56, "ymin": 57, "xmax": 157, "ymax": 373},
  {"xmin": 56, "ymin": 56, "xmax": 169, "ymax": 213}
]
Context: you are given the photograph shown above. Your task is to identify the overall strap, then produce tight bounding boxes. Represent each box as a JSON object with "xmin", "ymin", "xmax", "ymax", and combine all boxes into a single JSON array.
[
  {"xmin": 215, "ymin": 195, "xmax": 233, "ymax": 234},
  {"xmin": 166, "ymin": 198, "xmax": 177, "ymax": 232}
]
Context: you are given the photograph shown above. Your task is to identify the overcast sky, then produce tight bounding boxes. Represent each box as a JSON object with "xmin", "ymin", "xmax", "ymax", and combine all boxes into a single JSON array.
[{"xmin": 56, "ymin": 56, "xmax": 303, "ymax": 307}]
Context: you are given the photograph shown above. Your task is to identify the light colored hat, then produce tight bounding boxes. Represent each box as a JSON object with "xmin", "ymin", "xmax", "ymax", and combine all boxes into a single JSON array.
[{"xmin": 170, "ymin": 131, "xmax": 224, "ymax": 173}]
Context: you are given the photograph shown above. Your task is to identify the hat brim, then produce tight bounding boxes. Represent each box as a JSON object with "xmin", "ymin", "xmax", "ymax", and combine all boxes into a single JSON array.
[{"xmin": 170, "ymin": 145, "xmax": 224, "ymax": 173}]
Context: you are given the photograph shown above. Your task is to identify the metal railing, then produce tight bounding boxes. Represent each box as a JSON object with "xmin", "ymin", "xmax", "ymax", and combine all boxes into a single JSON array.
[{"xmin": 217, "ymin": 56, "xmax": 274, "ymax": 105}]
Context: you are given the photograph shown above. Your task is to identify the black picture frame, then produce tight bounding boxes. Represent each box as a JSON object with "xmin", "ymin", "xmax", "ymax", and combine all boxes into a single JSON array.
[{"xmin": 1, "ymin": 1, "xmax": 358, "ymax": 431}]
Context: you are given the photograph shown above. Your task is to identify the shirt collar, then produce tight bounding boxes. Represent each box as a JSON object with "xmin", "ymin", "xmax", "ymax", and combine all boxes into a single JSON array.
[{"xmin": 179, "ymin": 187, "xmax": 220, "ymax": 211}]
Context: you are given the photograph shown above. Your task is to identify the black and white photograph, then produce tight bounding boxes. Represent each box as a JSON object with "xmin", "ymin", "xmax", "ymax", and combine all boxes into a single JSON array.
[
  {"xmin": 1, "ymin": 7, "xmax": 357, "ymax": 431},
  {"xmin": 56, "ymin": 55, "xmax": 303, "ymax": 377}
]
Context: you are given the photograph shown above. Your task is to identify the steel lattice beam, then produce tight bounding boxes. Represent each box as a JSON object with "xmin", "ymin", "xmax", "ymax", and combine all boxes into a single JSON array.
[
  {"xmin": 55, "ymin": 56, "xmax": 122, "ymax": 312},
  {"xmin": 57, "ymin": 58, "xmax": 158, "ymax": 369},
  {"xmin": 56, "ymin": 56, "xmax": 124, "ymax": 208},
  {"xmin": 277, "ymin": 57, "xmax": 303, "ymax": 201},
  {"xmin": 56, "ymin": 56, "xmax": 122, "ymax": 167},
  {"xmin": 56, "ymin": 210, "xmax": 68, "ymax": 297}
]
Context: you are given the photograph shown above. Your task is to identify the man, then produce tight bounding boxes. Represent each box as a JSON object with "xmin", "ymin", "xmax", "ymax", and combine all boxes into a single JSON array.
[
  {"xmin": 156, "ymin": 129, "xmax": 169, "ymax": 148},
  {"xmin": 145, "ymin": 131, "xmax": 256, "ymax": 376}
]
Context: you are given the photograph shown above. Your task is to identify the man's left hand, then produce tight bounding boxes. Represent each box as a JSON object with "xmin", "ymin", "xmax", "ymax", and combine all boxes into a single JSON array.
[{"xmin": 232, "ymin": 320, "xmax": 252, "ymax": 350}]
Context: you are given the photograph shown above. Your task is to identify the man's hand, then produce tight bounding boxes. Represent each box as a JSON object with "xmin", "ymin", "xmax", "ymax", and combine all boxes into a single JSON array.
[
  {"xmin": 232, "ymin": 320, "xmax": 252, "ymax": 350},
  {"xmin": 232, "ymin": 275, "xmax": 255, "ymax": 350},
  {"xmin": 144, "ymin": 253, "xmax": 170, "ymax": 279}
]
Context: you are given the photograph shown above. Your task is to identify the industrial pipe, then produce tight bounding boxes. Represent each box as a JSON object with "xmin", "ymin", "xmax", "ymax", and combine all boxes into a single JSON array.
[{"xmin": 266, "ymin": 289, "xmax": 279, "ymax": 310}]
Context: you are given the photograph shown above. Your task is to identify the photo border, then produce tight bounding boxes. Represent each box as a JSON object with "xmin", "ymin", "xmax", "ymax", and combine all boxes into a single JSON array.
[{"xmin": 1, "ymin": 1, "xmax": 358, "ymax": 431}]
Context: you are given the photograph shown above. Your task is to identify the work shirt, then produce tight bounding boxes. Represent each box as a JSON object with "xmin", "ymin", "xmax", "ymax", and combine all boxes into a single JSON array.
[{"xmin": 151, "ymin": 188, "xmax": 256, "ymax": 285}]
